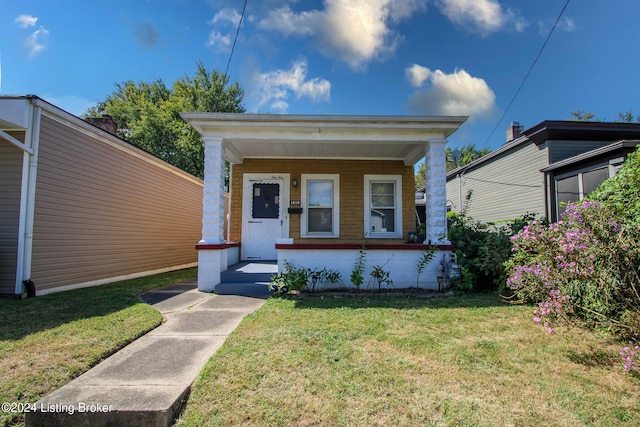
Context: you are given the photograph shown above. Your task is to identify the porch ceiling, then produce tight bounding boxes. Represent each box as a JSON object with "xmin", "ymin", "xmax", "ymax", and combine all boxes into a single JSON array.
[{"xmin": 181, "ymin": 113, "xmax": 467, "ymax": 165}]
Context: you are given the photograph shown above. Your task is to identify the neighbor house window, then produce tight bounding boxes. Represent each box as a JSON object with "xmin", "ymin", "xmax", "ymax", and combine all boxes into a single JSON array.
[
  {"xmin": 364, "ymin": 175, "xmax": 402, "ymax": 238},
  {"xmin": 555, "ymin": 166, "xmax": 610, "ymax": 218},
  {"xmin": 301, "ymin": 174, "xmax": 340, "ymax": 238}
]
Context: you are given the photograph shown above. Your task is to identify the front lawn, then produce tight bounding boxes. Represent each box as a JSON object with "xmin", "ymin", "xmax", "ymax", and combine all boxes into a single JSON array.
[
  {"xmin": 178, "ymin": 293, "xmax": 640, "ymax": 426},
  {"xmin": 0, "ymin": 268, "xmax": 197, "ymax": 427}
]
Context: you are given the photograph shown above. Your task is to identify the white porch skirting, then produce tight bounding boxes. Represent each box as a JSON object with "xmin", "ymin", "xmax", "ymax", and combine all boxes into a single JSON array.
[
  {"xmin": 276, "ymin": 243, "xmax": 454, "ymax": 291},
  {"xmin": 196, "ymin": 242, "xmax": 240, "ymax": 292}
]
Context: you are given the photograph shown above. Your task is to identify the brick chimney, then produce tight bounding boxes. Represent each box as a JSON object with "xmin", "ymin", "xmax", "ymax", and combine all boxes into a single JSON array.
[
  {"xmin": 506, "ymin": 121, "xmax": 524, "ymax": 142},
  {"xmin": 86, "ymin": 114, "xmax": 118, "ymax": 136}
]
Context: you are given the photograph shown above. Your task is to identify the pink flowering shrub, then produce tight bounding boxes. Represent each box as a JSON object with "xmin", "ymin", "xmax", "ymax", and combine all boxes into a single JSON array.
[
  {"xmin": 620, "ymin": 340, "xmax": 640, "ymax": 373},
  {"xmin": 506, "ymin": 146, "xmax": 640, "ymax": 373},
  {"xmin": 505, "ymin": 201, "xmax": 640, "ymax": 340}
]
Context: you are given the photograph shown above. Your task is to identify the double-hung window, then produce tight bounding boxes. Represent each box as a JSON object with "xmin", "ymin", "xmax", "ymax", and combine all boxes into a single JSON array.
[
  {"xmin": 364, "ymin": 175, "xmax": 402, "ymax": 238},
  {"xmin": 301, "ymin": 174, "xmax": 340, "ymax": 238}
]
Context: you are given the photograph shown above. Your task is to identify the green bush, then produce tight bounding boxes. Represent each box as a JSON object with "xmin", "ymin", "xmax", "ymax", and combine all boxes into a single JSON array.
[
  {"xmin": 269, "ymin": 262, "xmax": 343, "ymax": 293},
  {"xmin": 447, "ymin": 209, "xmax": 533, "ymax": 292},
  {"xmin": 268, "ymin": 261, "xmax": 310, "ymax": 293},
  {"xmin": 589, "ymin": 146, "xmax": 640, "ymax": 225}
]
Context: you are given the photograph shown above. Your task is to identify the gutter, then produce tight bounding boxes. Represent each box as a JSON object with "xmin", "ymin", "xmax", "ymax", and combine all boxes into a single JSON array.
[{"xmin": 14, "ymin": 100, "xmax": 41, "ymax": 295}]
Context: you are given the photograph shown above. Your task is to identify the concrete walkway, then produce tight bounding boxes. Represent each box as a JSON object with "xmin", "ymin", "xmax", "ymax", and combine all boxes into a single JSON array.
[{"xmin": 26, "ymin": 263, "xmax": 275, "ymax": 427}]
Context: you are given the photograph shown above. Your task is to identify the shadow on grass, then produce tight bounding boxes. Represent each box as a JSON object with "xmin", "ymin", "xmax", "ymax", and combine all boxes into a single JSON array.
[
  {"xmin": 280, "ymin": 291, "xmax": 513, "ymax": 310},
  {"xmin": 565, "ymin": 348, "xmax": 619, "ymax": 368},
  {"xmin": 0, "ymin": 268, "xmax": 197, "ymax": 341}
]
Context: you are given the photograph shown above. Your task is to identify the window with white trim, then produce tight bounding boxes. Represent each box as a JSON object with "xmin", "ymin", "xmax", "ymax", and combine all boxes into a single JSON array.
[
  {"xmin": 301, "ymin": 174, "xmax": 340, "ymax": 238},
  {"xmin": 364, "ymin": 175, "xmax": 402, "ymax": 238}
]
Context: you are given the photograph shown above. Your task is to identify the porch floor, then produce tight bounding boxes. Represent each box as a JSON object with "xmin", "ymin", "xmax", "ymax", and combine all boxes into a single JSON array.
[{"xmin": 215, "ymin": 261, "xmax": 277, "ymax": 297}]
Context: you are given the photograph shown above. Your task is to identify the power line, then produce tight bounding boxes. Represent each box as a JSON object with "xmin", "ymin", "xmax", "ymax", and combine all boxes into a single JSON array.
[
  {"xmin": 464, "ymin": 176, "xmax": 542, "ymax": 189},
  {"xmin": 216, "ymin": 0, "xmax": 248, "ymax": 111},
  {"xmin": 484, "ymin": 0, "xmax": 572, "ymax": 145},
  {"xmin": 224, "ymin": 0, "xmax": 248, "ymax": 83}
]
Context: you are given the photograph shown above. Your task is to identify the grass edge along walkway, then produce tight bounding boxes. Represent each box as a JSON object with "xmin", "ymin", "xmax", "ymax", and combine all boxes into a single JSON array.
[
  {"xmin": 177, "ymin": 292, "xmax": 640, "ymax": 426},
  {"xmin": 0, "ymin": 268, "xmax": 197, "ymax": 427}
]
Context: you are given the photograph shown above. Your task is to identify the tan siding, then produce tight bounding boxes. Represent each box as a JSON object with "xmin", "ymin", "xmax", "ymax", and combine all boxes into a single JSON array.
[
  {"xmin": 447, "ymin": 143, "xmax": 548, "ymax": 223},
  {"xmin": 30, "ymin": 115, "xmax": 203, "ymax": 292},
  {"xmin": 231, "ymin": 159, "xmax": 415, "ymax": 245},
  {"xmin": 0, "ymin": 139, "xmax": 24, "ymax": 294}
]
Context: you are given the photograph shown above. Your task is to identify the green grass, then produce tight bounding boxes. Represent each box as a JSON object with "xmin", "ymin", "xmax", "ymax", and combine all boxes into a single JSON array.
[
  {"xmin": 178, "ymin": 293, "xmax": 640, "ymax": 426},
  {"xmin": 0, "ymin": 268, "xmax": 196, "ymax": 427}
]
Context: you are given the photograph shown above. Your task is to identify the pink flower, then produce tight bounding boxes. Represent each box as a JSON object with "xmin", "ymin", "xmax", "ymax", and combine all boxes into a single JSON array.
[{"xmin": 547, "ymin": 327, "xmax": 555, "ymax": 334}]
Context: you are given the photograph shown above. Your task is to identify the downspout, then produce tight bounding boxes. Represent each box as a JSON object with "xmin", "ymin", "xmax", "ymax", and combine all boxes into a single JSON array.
[
  {"xmin": 457, "ymin": 173, "xmax": 462, "ymax": 213},
  {"xmin": 14, "ymin": 101, "xmax": 41, "ymax": 295},
  {"xmin": 542, "ymin": 172, "xmax": 549, "ymax": 221}
]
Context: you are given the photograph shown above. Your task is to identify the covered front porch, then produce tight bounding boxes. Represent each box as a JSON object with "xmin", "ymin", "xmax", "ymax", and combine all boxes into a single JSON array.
[{"xmin": 181, "ymin": 113, "xmax": 467, "ymax": 292}]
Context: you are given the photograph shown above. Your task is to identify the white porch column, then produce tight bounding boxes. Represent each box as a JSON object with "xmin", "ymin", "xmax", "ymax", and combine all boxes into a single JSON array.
[
  {"xmin": 424, "ymin": 139, "xmax": 449, "ymax": 244},
  {"xmin": 198, "ymin": 136, "xmax": 227, "ymax": 292},
  {"xmin": 201, "ymin": 136, "xmax": 226, "ymax": 245}
]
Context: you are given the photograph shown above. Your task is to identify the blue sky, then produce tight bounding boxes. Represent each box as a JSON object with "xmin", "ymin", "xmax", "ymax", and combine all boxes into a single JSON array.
[{"xmin": 1, "ymin": 0, "xmax": 639, "ymax": 152}]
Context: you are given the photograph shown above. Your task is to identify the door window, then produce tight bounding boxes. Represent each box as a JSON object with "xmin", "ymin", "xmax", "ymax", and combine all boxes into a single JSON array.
[{"xmin": 252, "ymin": 183, "xmax": 280, "ymax": 219}]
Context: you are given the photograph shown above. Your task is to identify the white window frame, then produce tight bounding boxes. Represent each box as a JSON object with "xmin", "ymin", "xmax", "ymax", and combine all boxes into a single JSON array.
[
  {"xmin": 364, "ymin": 174, "xmax": 402, "ymax": 239},
  {"xmin": 301, "ymin": 174, "xmax": 340, "ymax": 238}
]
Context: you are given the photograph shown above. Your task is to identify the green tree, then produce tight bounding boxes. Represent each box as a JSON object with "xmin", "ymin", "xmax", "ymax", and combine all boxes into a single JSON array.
[
  {"xmin": 569, "ymin": 110, "xmax": 597, "ymax": 121},
  {"xmin": 415, "ymin": 144, "xmax": 491, "ymax": 190},
  {"xmin": 569, "ymin": 109, "xmax": 640, "ymax": 123},
  {"xmin": 617, "ymin": 109, "xmax": 640, "ymax": 123},
  {"xmin": 85, "ymin": 63, "xmax": 245, "ymax": 178}
]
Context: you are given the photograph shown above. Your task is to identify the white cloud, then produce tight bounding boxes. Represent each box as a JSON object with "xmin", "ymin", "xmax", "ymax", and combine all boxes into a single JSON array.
[
  {"xmin": 252, "ymin": 59, "xmax": 331, "ymax": 112},
  {"xmin": 14, "ymin": 14, "xmax": 49, "ymax": 57},
  {"xmin": 24, "ymin": 27, "xmax": 49, "ymax": 57},
  {"xmin": 258, "ymin": 0, "xmax": 426, "ymax": 71},
  {"xmin": 406, "ymin": 64, "xmax": 432, "ymax": 88},
  {"xmin": 15, "ymin": 14, "xmax": 38, "ymax": 28},
  {"xmin": 559, "ymin": 17, "xmax": 576, "ymax": 32},
  {"xmin": 206, "ymin": 31, "xmax": 231, "ymax": 51},
  {"xmin": 211, "ymin": 8, "xmax": 242, "ymax": 26},
  {"xmin": 435, "ymin": 0, "xmax": 526, "ymax": 36},
  {"xmin": 207, "ymin": 8, "xmax": 243, "ymax": 52},
  {"xmin": 270, "ymin": 99, "xmax": 290, "ymax": 113},
  {"xmin": 539, "ymin": 16, "xmax": 576, "ymax": 35},
  {"xmin": 406, "ymin": 66, "xmax": 496, "ymax": 118}
]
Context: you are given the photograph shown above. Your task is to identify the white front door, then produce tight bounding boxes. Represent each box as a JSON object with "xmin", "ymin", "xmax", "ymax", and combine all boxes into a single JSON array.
[{"xmin": 242, "ymin": 175, "xmax": 288, "ymax": 260}]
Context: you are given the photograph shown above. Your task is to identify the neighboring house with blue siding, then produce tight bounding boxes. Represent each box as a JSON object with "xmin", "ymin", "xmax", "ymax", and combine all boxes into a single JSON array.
[{"xmin": 445, "ymin": 121, "xmax": 640, "ymax": 224}]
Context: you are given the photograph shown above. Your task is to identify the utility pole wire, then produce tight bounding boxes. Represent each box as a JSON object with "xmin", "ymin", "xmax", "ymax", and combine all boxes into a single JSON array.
[
  {"xmin": 484, "ymin": 0, "xmax": 572, "ymax": 146},
  {"xmin": 216, "ymin": 0, "xmax": 248, "ymax": 111}
]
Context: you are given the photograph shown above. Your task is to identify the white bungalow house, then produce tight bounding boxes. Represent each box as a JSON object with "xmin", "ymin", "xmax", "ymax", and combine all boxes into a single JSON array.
[{"xmin": 181, "ymin": 113, "xmax": 467, "ymax": 292}]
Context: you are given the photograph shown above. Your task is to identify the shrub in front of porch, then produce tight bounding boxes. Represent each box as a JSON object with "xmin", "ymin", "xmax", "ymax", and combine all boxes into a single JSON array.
[
  {"xmin": 447, "ymin": 208, "xmax": 534, "ymax": 292},
  {"xmin": 269, "ymin": 262, "xmax": 343, "ymax": 293}
]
